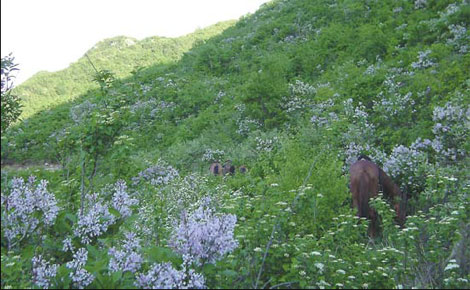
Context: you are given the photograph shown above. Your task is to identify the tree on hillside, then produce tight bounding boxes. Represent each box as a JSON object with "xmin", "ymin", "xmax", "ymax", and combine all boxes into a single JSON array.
[{"xmin": 1, "ymin": 53, "xmax": 22, "ymax": 133}]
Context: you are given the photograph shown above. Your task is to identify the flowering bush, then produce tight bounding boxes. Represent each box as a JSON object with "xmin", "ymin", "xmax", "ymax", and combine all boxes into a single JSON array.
[
  {"xmin": 132, "ymin": 160, "xmax": 180, "ymax": 186},
  {"xmin": 66, "ymin": 248, "xmax": 95, "ymax": 289},
  {"xmin": 431, "ymin": 100, "xmax": 470, "ymax": 163},
  {"xmin": 32, "ymin": 255, "xmax": 59, "ymax": 289},
  {"xmin": 169, "ymin": 197, "xmax": 238, "ymax": 265},
  {"xmin": 202, "ymin": 148, "xmax": 225, "ymax": 162},
  {"xmin": 135, "ymin": 256, "xmax": 205, "ymax": 289},
  {"xmin": 1, "ymin": 176, "xmax": 59, "ymax": 249},
  {"xmin": 111, "ymin": 180, "xmax": 138, "ymax": 218},
  {"xmin": 108, "ymin": 232, "xmax": 143, "ymax": 274},
  {"xmin": 73, "ymin": 193, "xmax": 116, "ymax": 244}
]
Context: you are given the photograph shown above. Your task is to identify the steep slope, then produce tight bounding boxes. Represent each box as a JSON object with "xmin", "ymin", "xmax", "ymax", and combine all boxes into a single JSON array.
[
  {"xmin": 12, "ymin": 20, "xmax": 235, "ymax": 119},
  {"xmin": 2, "ymin": 0, "xmax": 469, "ymax": 289}
]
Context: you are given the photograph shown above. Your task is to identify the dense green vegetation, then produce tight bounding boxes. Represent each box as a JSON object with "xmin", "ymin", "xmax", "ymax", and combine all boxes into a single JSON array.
[{"xmin": 2, "ymin": 0, "xmax": 469, "ymax": 289}]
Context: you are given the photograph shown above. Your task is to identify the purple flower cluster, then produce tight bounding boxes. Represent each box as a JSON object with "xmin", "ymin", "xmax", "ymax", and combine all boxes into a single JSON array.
[
  {"xmin": 66, "ymin": 248, "xmax": 94, "ymax": 289},
  {"xmin": 135, "ymin": 256, "xmax": 205, "ymax": 289},
  {"xmin": 32, "ymin": 255, "xmax": 59, "ymax": 289},
  {"xmin": 373, "ymin": 91, "xmax": 415, "ymax": 117},
  {"xmin": 169, "ymin": 199, "xmax": 238, "ymax": 265},
  {"xmin": 342, "ymin": 99, "xmax": 376, "ymax": 145},
  {"xmin": 132, "ymin": 162, "xmax": 179, "ymax": 187},
  {"xmin": 447, "ymin": 24, "xmax": 469, "ymax": 54},
  {"xmin": 108, "ymin": 232, "xmax": 143, "ymax": 274},
  {"xmin": 111, "ymin": 180, "xmax": 138, "ymax": 218},
  {"xmin": 62, "ymin": 237, "xmax": 75, "ymax": 252},
  {"xmin": 432, "ymin": 101, "xmax": 469, "ymax": 162},
  {"xmin": 1, "ymin": 176, "xmax": 59, "ymax": 249},
  {"xmin": 70, "ymin": 100, "xmax": 97, "ymax": 124},
  {"xmin": 73, "ymin": 193, "xmax": 116, "ymax": 244}
]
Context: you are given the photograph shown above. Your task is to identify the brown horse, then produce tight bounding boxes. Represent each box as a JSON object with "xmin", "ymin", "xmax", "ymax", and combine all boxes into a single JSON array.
[
  {"xmin": 350, "ymin": 156, "xmax": 406, "ymax": 237},
  {"xmin": 223, "ymin": 160, "xmax": 235, "ymax": 176},
  {"xmin": 209, "ymin": 162, "xmax": 223, "ymax": 176}
]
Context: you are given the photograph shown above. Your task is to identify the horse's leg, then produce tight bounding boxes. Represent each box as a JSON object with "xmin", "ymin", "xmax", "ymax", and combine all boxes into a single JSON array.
[{"xmin": 369, "ymin": 208, "xmax": 379, "ymax": 238}]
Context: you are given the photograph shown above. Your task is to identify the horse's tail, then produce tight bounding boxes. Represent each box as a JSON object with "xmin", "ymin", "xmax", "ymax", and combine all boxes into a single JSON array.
[{"xmin": 358, "ymin": 176, "xmax": 370, "ymax": 218}]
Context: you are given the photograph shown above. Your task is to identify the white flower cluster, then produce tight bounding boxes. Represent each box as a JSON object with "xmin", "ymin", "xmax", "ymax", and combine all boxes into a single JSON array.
[
  {"xmin": 202, "ymin": 148, "xmax": 225, "ymax": 162},
  {"xmin": 411, "ymin": 50, "xmax": 435, "ymax": 70},
  {"xmin": 310, "ymin": 99, "xmax": 338, "ymax": 127},
  {"xmin": 289, "ymin": 80, "xmax": 316, "ymax": 97},
  {"xmin": 414, "ymin": 0, "xmax": 427, "ymax": 9},
  {"xmin": 130, "ymin": 98, "xmax": 176, "ymax": 119},
  {"xmin": 236, "ymin": 118, "xmax": 262, "ymax": 136},
  {"xmin": 447, "ymin": 24, "xmax": 470, "ymax": 54},
  {"xmin": 281, "ymin": 95, "xmax": 309, "ymax": 113},
  {"xmin": 373, "ymin": 91, "xmax": 415, "ymax": 117},
  {"xmin": 255, "ymin": 136, "xmax": 280, "ymax": 152}
]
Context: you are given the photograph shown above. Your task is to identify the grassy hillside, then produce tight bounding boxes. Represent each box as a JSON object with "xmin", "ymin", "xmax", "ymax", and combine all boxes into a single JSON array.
[
  {"xmin": 2, "ymin": 0, "xmax": 469, "ymax": 289},
  {"xmin": 12, "ymin": 20, "xmax": 236, "ymax": 120}
]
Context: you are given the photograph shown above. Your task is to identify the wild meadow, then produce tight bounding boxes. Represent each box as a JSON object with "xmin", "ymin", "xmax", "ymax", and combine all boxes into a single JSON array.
[{"xmin": 1, "ymin": 0, "xmax": 469, "ymax": 288}]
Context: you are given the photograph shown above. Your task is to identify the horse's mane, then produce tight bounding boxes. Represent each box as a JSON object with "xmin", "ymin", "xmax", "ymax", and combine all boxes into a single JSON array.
[{"xmin": 357, "ymin": 154, "xmax": 372, "ymax": 161}]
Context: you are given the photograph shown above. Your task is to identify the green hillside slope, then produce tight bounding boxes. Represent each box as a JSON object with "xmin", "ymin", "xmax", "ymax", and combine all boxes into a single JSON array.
[
  {"xmin": 1, "ymin": 0, "xmax": 469, "ymax": 289},
  {"xmin": 12, "ymin": 20, "xmax": 236, "ymax": 119}
]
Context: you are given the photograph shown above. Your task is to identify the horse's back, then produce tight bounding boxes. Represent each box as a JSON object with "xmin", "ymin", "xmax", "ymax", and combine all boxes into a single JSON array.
[{"xmin": 350, "ymin": 160, "xmax": 380, "ymax": 218}]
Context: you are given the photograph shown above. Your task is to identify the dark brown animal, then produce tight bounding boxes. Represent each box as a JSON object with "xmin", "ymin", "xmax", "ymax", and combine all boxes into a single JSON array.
[
  {"xmin": 350, "ymin": 156, "xmax": 406, "ymax": 237},
  {"xmin": 209, "ymin": 162, "xmax": 223, "ymax": 176},
  {"xmin": 239, "ymin": 165, "xmax": 247, "ymax": 174},
  {"xmin": 223, "ymin": 160, "xmax": 235, "ymax": 176}
]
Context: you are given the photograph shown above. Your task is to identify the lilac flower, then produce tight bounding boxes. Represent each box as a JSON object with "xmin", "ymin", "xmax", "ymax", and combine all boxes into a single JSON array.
[
  {"xmin": 66, "ymin": 248, "xmax": 94, "ymax": 289},
  {"xmin": 62, "ymin": 237, "xmax": 75, "ymax": 252},
  {"xmin": 111, "ymin": 180, "xmax": 138, "ymax": 218},
  {"xmin": 70, "ymin": 100, "xmax": 97, "ymax": 124},
  {"xmin": 73, "ymin": 193, "xmax": 116, "ymax": 244},
  {"xmin": 108, "ymin": 232, "xmax": 143, "ymax": 274},
  {"xmin": 32, "ymin": 255, "xmax": 59, "ymax": 289},
  {"xmin": 169, "ymin": 199, "xmax": 238, "ymax": 265},
  {"xmin": 135, "ymin": 256, "xmax": 205, "ymax": 289},
  {"xmin": 132, "ymin": 161, "xmax": 179, "ymax": 186},
  {"xmin": 1, "ymin": 176, "xmax": 59, "ymax": 249},
  {"xmin": 431, "ymin": 101, "xmax": 470, "ymax": 162},
  {"xmin": 411, "ymin": 50, "xmax": 435, "ymax": 70}
]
